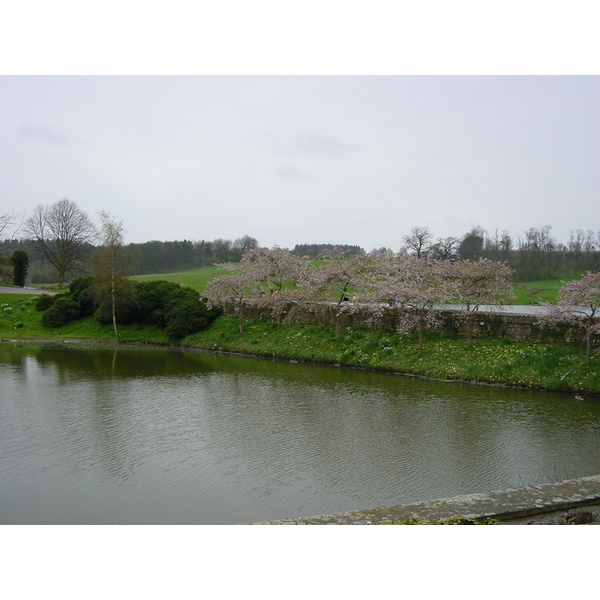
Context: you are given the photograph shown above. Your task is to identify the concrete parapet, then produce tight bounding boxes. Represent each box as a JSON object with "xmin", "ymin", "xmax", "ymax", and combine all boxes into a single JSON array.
[{"xmin": 254, "ymin": 474, "xmax": 600, "ymax": 524}]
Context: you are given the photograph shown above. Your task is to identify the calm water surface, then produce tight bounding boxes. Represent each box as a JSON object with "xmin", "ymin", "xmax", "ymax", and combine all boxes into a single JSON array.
[{"xmin": 1, "ymin": 343, "xmax": 599, "ymax": 524}]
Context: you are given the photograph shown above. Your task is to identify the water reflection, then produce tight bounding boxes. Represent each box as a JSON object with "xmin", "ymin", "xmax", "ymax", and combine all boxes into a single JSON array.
[{"xmin": 1, "ymin": 343, "xmax": 599, "ymax": 524}]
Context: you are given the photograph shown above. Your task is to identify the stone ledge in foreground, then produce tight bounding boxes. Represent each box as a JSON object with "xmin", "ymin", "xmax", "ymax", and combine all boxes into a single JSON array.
[{"xmin": 253, "ymin": 474, "xmax": 600, "ymax": 524}]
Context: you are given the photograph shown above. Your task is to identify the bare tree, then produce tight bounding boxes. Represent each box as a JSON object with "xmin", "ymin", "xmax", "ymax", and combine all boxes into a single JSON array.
[
  {"xmin": 1, "ymin": 212, "xmax": 25, "ymax": 241},
  {"xmin": 1, "ymin": 213, "xmax": 16, "ymax": 238},
  {"xmin": 26, "ymin": 199, "xmax": 97, "ymax": 289},
  {"xmin": 429, "ymin": 236, "xmax": 460, "ymax": 260},
  {"xmin": 370, "ymin": 247, "xmax": 395, "ymax": 258},
  {"xmin": 402, "ymin": 226, "xmax": 433, "ymax": 258},
  {"xmin": 232, "ymin": 235, "xmax": 259, "ymax": 252}
]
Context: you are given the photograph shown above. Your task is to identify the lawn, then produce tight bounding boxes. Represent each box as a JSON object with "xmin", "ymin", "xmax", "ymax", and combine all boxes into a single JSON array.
[
  {"xmin": 129, "ymin": 265, "xmax": 224, "ymax": 292},
  {"xmin": 512, "ymin": 280, "xmax": 563, "ymax": 305}
]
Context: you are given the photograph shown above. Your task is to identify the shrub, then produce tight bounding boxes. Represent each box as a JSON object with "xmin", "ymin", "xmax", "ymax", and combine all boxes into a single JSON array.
[
  {"xmin": 94, "ymin": 294, "xmax": 140, "ymax": 326},
  {"xmin": 35, "ymin": 294, "xmax": 56, "ymax": 312},
  {"xmin": 69, "ymin": 277, "xmax": 93, "ymax": 299},
  {"xmin": 135, "ymin": 280, "xmax": 183, "ymax": 326},
  {"xmin": 41, "ymin": 297, "xmax": 81, "ymax": 328},
  {"xmin": 69, "ymin": 277, "xmax": 95, "ymax": 316},
  {"xmin": 11, "ymin": 250, "xmax": 29, "ymax": 287},
  {"xmin": 164, "ymin": 293, "xmax": 221, "ymax": 341}
]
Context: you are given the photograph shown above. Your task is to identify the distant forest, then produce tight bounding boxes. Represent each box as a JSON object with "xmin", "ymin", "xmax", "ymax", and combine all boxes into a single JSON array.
[{"xmin": 2, "ymin": 224, "xmax": 600, "ymax": 285}]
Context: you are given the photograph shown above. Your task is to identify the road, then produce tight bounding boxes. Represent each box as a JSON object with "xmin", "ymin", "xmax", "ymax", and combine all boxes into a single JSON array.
[{"xmin": 0, "ymin": 286, "xmax": 56, "ymax": 295}]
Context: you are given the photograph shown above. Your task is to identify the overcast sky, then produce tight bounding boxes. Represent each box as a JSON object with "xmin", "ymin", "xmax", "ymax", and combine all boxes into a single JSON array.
[{"xmin": 2, "ymin": 75, "xmax": 599, "ymax": 252}]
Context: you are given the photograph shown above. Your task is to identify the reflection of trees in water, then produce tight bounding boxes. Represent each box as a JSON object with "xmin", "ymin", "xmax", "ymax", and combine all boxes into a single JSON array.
[
  {"xmin": 4, "ymin": 344, "xmax": 600, "ymax": 512},
  {"xmin": 32, "ymin": 345, "xmax": 217, "ymax": 379}
]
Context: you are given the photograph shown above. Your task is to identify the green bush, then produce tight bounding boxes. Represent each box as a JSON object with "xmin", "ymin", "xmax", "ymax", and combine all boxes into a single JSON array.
[
  {"xmin": 164, "ymin": 292, "xmax": 221, "ymax": 341},
  {"xmin": 41, "ymin": 297, "xmax": 81, "ymax": 328},
  {"xmin": 94, "ymin": 295, "xmax": 140, "ymax": 326},
  {"xmin": 34, "ymin": 277, "xmax": 220, "ymax": 339},
  {"xmin": 11, "ymin": 250, "xmax": 29, "ymax": 287},
  {"xmin": 135, "ymin": 280, "xmax": 183, "ymax": 326},
  {"xmin": 35, "ymin": 294, "xmax": 56, "ymax": 312},
  {"xmin": 69, "ymin": 277, "xmax": 95, "ymax": 316}
]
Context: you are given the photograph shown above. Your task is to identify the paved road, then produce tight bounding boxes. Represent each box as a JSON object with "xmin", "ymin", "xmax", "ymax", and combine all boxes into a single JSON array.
[{"xmin": 0, "ymin": 286, "xmax": 56, "ymax": 295}]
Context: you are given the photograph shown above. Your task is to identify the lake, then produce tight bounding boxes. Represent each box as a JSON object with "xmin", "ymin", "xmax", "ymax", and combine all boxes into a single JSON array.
[{"xmin": 1, "ymin": 342, "xmax": 599, "ymax": 524}]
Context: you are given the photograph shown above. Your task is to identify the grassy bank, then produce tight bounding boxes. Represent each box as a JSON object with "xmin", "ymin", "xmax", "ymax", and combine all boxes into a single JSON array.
[
  {"xmin": 1, "ymin": 294, "xmax": 170, "ymax": 344},
  {"xmin": 2, "ymin": 293, "xmax": 598, "ymax": 394},
  {"xmin": 184, "ymin": 316, "xmax": 600, "ymax": 394}
]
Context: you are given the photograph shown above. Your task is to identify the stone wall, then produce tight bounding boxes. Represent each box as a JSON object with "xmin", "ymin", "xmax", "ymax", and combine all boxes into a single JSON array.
[
  {"xmin": 230, "ymin": 301, "xmax": 588, "ymax": 346},
  {"xmin": 254, "ymin": 474, "xmax": 600, "ymax": 524}
]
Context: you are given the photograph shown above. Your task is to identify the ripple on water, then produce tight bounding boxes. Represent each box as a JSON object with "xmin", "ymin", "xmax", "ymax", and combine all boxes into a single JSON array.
[{"xmin": 2, "ymin": 346, "xmax": 600, "ymax": 523}]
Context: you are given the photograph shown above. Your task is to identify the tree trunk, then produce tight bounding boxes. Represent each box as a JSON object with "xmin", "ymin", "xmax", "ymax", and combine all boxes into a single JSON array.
[
  {"xmin": 111, "ymin": 263, "xmax": 119, "ymax": 341},
  {"xmin": 586, "ymin": 331, "xmax": 592, "ymax": 366}
]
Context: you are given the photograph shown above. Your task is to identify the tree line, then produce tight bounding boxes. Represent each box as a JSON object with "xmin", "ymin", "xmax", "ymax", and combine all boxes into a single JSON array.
[
  {"xmin": 3, "ymin": 202, "xmax": 598, "ymax": 361},
  {"xmin": 2, "ymin": 200, "xmax": 600, "ymax": 286},
  {"xmin": 0, "ymin": 202, "xmax": 260, "ymax": 284},
  {"xmin": 393, "ymin": 225, "xmax": 600, "ymax": 281}
]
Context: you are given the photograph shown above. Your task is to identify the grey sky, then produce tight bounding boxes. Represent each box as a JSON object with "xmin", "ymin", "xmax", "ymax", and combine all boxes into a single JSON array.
[{"xmin": 2, "ymin": 75, "xmax": 599, "ymax": 251}]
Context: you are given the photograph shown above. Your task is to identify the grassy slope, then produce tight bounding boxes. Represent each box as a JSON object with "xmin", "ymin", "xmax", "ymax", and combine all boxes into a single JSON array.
[
  {"xmin": 512, "ymin": 280, "xmax": 562, "ymax": 304},
  {"xmin": 129, "ymin": 266, "xmax": 224, "ymax": 292},
  {"xmin": 0, "ymin": 294, "xmax": 170, "ymax": 344},
  {"xmin": 184, "ymin": 316, "xmax": 600, "ymax": 394},
  {"xmin": 3, "ymin": 292, "xmax": 599, "ymax": 395}
]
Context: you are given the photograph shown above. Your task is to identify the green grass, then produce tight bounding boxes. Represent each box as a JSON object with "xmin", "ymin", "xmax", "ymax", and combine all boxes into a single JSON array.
[
  {"xmin": 4, "ymin": 288, "xmax": 599, "ymax": 395},
  {"xmin": 512, "ymin": 280, "xmax": 563, "ymax": 305},
  {"xmin": 185, "ymin": 315, "xmax": 600, "ymax": 394},
  {"xmin": 129, "ymin": 265, "xmax": 224, "ymax": 293},
  {"xmin": 0, "ymin": 294, "xmax": 169, "ymax": 344}
]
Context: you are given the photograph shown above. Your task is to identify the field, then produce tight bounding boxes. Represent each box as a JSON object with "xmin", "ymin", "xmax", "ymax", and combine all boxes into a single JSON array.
[
  {"xmin": 129, "ymin": 265, "xmax": 224, "ymax": 292},
  {"xmin": 130, "ymin": 267, "xmax": 564, "ymax": 305},
  {"xmin": 512, "ymin": 280, "xmax": 562, "ymax": 304}
]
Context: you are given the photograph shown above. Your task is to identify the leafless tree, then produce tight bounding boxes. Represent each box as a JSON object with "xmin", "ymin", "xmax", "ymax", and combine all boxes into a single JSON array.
[
  {"xmin": 25, "ymin": 199, "xmax": 97, "ymax": 289},
  {"xmin": 429, "ymin": 236, "xmax": 460, "ymax": 260},
  {"xmin": 0, "ymin": 212, "xmax": 22, "ymax": 239},
  {"xmin": 402, "ymin": 226, "xmax": 433, "ymax": 258}
]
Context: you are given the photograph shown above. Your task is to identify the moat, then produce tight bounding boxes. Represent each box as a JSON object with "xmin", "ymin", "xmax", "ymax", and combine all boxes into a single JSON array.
[{"xmin": 1, "ymin": 342, "xmax": 599, "ymax": 524}]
